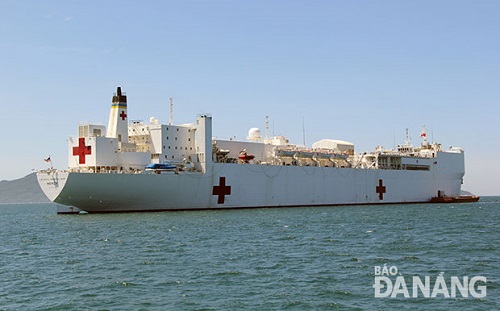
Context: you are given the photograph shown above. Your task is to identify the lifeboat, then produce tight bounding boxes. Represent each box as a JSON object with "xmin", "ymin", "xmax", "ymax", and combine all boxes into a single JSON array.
[{"xmin": 238, "ymin": 149, "xmax": 255, "ymax": 163}]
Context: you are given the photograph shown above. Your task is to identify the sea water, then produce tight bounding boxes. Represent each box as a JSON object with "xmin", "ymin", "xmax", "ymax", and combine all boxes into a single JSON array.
[{"xmin": 0, "ymin": 198, "xmax": 498, "ymax": 310}]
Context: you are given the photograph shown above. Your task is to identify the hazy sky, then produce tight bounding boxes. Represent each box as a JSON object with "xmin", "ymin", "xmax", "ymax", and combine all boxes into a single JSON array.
[{"xmin": 1, "ymin": 0, "xmax": 499, "ymax": 195}]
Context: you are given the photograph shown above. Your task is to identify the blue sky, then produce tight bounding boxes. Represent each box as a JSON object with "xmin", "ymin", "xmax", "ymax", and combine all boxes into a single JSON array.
[{"xmin": 1, "ymin": 0, "xmax": 499, "ymax": 195}]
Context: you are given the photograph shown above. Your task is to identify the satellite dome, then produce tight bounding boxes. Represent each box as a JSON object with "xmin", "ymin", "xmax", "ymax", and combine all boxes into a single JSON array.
[{"xmin": 248, "ymin": 128, "xmax": 261, "ymax": 140}]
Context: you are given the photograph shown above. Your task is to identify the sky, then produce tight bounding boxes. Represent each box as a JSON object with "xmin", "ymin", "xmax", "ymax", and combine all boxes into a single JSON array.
[{"xmin": 0, "ymin": 0, "xmax": 499, "ymax": 195}]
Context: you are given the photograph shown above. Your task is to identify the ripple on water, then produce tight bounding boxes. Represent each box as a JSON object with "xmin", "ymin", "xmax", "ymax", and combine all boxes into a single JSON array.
[{"xmin": 0, "ymin": 201, "xmax": 498, "ymax": 310}]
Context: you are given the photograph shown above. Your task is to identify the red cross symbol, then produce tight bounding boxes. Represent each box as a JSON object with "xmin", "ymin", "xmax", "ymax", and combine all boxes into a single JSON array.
[
  {"xmin": 212, "ymin": 177, "xmax": 231, "ymax": 204},
  {"xmin": 72, "ymin": 137, "xmax": 92, "ymax": 164},
  {"xmin": 119, "ymin": 110, "xmax": 127, "ymax": 120},
  {"xmin": 376, "ymin": 179, "xmax": 386, "ymax": 200}
]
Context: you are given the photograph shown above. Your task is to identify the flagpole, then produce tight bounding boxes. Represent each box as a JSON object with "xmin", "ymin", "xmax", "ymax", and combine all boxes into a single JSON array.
[{"xmin": 44, "ymin": 156, "xmax": 53, "ymax": 170}]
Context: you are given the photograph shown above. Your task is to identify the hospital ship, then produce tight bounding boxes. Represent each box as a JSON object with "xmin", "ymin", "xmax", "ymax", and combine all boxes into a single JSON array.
[{"xmin": 37, "ymin": 87, "xmax": 474, "ymax": 213}]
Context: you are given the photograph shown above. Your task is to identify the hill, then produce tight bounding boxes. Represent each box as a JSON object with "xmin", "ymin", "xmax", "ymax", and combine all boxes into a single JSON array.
[{"xmin": 0, "ymin": 173, "xmax": 50, "ymax": 204}]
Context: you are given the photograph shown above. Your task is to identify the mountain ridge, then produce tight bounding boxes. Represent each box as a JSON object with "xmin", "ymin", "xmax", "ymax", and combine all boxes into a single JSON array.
[{"xmin": 0, "ymin": 173, "xmax": 51, "ymax": 204}]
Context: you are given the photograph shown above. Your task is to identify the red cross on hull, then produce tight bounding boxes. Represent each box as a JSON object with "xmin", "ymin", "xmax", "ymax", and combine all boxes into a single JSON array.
[
  {"xmin": 212, "ymin": 177, "xmax": 231, "ymax": 204},
  {"xmin": 376, "ymin": 179, "xmax": 386, "ymax": 200},
  {"xmin": 119, "ymin": 110, "xmax": 127, "ymax": 120},
  {"xmin": 72, "ymin": 138, "xmax": 92, "ymax": 164}
]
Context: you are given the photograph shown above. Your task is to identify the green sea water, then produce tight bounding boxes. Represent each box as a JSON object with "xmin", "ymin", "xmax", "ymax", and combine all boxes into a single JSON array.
[{"xmin": 0, "ymin": 198, "xmax": 498, "ymax": 310}]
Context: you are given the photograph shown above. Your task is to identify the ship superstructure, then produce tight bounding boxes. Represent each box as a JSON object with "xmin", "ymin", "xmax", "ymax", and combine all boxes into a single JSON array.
[{"xmin": 38, "ymin": 87, "xmax": 467, "ymax": 213}]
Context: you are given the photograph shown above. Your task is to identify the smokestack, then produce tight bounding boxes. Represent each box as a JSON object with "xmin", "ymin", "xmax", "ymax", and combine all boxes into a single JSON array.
[{"xmin": 107, "ymin": 86, "xmax": 129, "ymax": 143}]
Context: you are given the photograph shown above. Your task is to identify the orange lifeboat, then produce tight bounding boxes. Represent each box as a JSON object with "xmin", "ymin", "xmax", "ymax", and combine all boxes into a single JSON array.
[{"xmin": 238, "ymin": 149, "xmax": 255, "ymax": 163}]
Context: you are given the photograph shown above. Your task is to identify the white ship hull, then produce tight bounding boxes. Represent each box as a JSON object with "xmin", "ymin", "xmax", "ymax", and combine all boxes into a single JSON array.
[
  {"xmin": 36, "ymin": 87, "xmax": 467, "ymax": 213},
  {"xmin": 37, "ymin": 152, "xmax": 463, "ymax": 213}
]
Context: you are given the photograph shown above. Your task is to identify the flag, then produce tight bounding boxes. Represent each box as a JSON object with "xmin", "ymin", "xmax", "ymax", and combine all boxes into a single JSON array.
[
  {"xmin": 420, "ymin": 132, "xmax": 426, "ymax": 138},
  {"xmin": 44, "ymin": 156, "xmax": 51, "ymax": 162}
]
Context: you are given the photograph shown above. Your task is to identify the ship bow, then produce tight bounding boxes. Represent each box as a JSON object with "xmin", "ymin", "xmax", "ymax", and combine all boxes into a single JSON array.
[{"xmin": 37, "ymin": 170, "xmax": 69, "ymax": 202}]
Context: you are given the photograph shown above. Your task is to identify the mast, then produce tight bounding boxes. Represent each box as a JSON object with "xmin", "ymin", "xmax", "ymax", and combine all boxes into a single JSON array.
[
  {"xmin": 169, "ymin": 97, "xmax": 173, "ymax": 125},
  {"xmin": 265, "ymin": 115, "xmax": 269, "ymax": 140},
  {"xmin": 420, "ymin": 125, "xmax": 428, "ymax": 146},
  {"xmin": 302, "ymin": 117, "xmax": 306, "ymax": 146}
]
